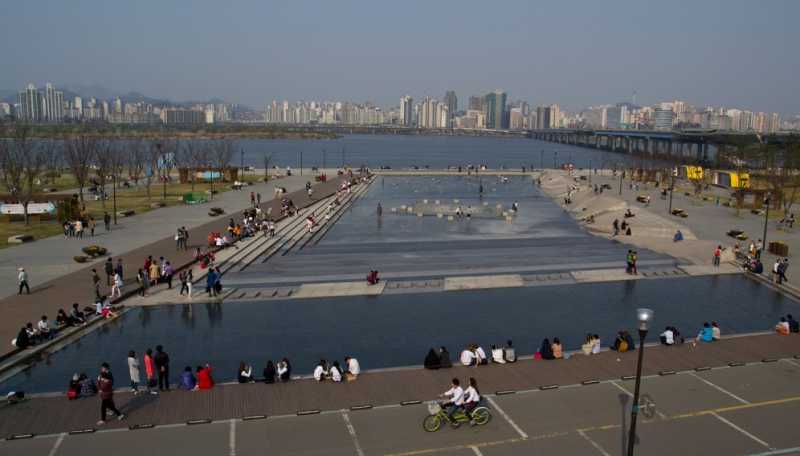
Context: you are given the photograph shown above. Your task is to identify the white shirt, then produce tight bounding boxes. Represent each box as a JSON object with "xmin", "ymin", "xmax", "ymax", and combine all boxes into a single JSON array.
[
  {"xmin": 661, "ymin": 329, "xmax": 674, "ymax": 345},
  {"xmin": 464, "ymin": 386, "xmax": 480, "ymax": 403},
  {"xmin": 330, "ymin": 366, "xmax": 342, "ymax": 382},
  {"xmin": 492, "ymin": 348, "xmax": 506, "ymax": 364},
  {"xmin": 592, "ymin": 339, "xmax": 601, "ymax": 354},
  {"xmin": 313, "ymin": 365, "xmax": 326, "ymax": 381},
  {"xmin": 460, "ymin": 350, "xmax": 476, "ymax": 366},
  {"xmin": 347, "ymin": 358, "xmax": 360, "ymax": 376},
  {"xmin": 444, "ymin": 386, "xmax": 465, "ymax": 406},
  {"xmin": 475, "ymin": 346, "xmax": 487, "ymax": 363},
  {"xmin": 504, "ymin": 347, "xmax": 516, "ymax": 362},
  {"xmin": 277, "ymin": 364, "xmax": 288, "ymax": 377},
  {"xmin": 37, "ymin": 320, "xmax": 49, "ymax": 332}
]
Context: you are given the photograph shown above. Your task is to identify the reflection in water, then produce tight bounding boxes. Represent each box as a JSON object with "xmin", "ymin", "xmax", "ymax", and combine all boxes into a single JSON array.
[
  {"xmin": 205, "ymin": 302, "xmax": 223, "ymax": 326},
  {"xmin": 181, "ymin": 303, "xmax": 195, "ymax": 329},
  {"xmin": 139, "ymin": 306, "xmax": 153, "ymax": 328}
]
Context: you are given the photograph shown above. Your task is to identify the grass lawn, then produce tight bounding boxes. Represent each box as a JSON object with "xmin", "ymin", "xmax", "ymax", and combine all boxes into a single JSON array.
[{"xmin": 0, "ymin": 173, "xmax": 265, "ymax": 249}]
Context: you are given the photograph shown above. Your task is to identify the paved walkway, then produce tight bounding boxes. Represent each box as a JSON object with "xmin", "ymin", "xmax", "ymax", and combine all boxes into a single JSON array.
[
  {"xmin": 0, "ymin": 175, "xmax": 347, "ymax": 358},
  {"xmin": 0, "ymin": 333, "xmax": 799, "ymax": 456}
]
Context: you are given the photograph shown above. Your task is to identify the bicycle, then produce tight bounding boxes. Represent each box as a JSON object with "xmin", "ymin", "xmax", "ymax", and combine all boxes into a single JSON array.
[{"xmin": 422, "ymin": 401, "xmax": 492, "ymax": 432}]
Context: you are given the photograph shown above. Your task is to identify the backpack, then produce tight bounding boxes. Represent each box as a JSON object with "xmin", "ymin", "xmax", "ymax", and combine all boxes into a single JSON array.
[{"xmin": 618, "ymin": 340, "xmax": 629, "ymax": 352}]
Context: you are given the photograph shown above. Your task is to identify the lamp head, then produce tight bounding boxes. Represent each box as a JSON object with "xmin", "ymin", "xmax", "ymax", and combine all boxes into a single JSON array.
[{"xmin": 636, "ymin": 308, "xmax": 654, "ymax": 332}]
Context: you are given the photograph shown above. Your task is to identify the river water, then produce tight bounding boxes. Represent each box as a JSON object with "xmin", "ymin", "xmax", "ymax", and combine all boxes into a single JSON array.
[{"xmin": 232, "ymin": 135, "xmax": 648, "ymax": 170}]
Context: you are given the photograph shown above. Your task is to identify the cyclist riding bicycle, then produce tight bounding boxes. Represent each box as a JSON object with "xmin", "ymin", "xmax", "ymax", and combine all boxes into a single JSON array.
[
  {"xmin": 439, "ymin": 378, "xmax": 464, "ymax": 421},
  {"xmin": 463, "ymin": 377, "xmax": 481, "ymax": 425}
]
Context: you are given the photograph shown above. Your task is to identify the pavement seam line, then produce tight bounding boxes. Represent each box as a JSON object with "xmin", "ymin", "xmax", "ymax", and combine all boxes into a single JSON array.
[
  {"xmin": 710, "ymin": 412, "xmax": 771, "ymax": 449},
  {"xmin": 687, "ymin": 371, "xmax": 750, "ymax": 404},
  {"xmin": 229, "ymin": 418, "xmax": 236, "ymax": 456},
  {"xmin": 780, "ymin": 358, "xmax": 800, "ymax": 368},
  {"xmin": 577, "ymin": 429, "xmax": 612, "ymax": 456},
  {"xmin": 747, "ymin": 446, "xmax": 800, "ymax": 456},
  {"xmin": 47, "ymin": 433, "xmax": 65, "ymax": 456},
  {"xmin": 341, "ymin": 410, "xmax": 365, "ymax": 456},
  {"xmin": 470, "ymin": 446, "xmax": 484, "ymax": 456},
  {"xmin": 485, "ymin": 396, "xmax": 528, "ymax": 439}
]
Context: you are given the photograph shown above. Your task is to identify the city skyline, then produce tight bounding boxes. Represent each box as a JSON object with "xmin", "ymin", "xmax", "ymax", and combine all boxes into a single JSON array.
[
  {"xmin": 1, "ymin": 1, "xmax": 799, "ymax": 114},
  {"xmin": 4, "ymin": 80, "xmax": 794, "ymax": 133}
]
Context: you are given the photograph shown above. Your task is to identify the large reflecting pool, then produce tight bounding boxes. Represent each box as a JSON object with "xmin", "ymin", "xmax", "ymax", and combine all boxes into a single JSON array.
[{"xmin": 3, "ymin": 274, "xmax": 795, "ymax": 393}]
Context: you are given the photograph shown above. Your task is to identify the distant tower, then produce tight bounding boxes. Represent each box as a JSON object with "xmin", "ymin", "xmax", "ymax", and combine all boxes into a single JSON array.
[{"xmin": 632, "ymin": 90, "xmax": 637, "ymax": 107}]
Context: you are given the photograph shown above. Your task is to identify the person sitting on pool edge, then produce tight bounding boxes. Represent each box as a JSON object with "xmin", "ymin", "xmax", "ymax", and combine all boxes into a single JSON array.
[
  {"xmin": 179, "ymin": 367, "xmax": 196, "ymax": 390},
  {"xmin": 460, "ymin": 346, "xmax": 476, "ymax": 366},
  {"xmin": 345, "ymin": 356, "xmax": 360, "ymax": 381},
  {"xmin": 696, "ymin": 322, "xmax": 714, "ymax": 342},
  {"xmin": 711, "ymin": 322, "xmax": 721, "ymax": 340},
  {"xmin": 551, "ymin": 338, "xmax": 563, "ymax": 359},
  {"xmin": 313, "ymin": 359, "xmax": 328, "ymax": 381},
  {"xmin": 537, "ymin": 338, "xmax": 555, "ymax": 360},
  {"xmin": 490, "ymin": 345, "xmax": 505, "ymax": 364},
  {"xmin": 424, "ymin": 348, "xmax": 441, "ymax": 369},
  {"xmin": 195, "ymin": 364, "xmax": 214, "ymax": 390},
  {"xmin": 503, "ymin": 340, "xmax": 516, "ymax": 363},
  {"xmin": 787, "ymin": 314, "xmax": 800, "ymax": 333},
  {"xmin": 776, "ymin": 317, "xmax": 791, "ymax": 335},
  {"xmin": 438, "ymin": 347, "xmax": 453, "ymax": 368}
]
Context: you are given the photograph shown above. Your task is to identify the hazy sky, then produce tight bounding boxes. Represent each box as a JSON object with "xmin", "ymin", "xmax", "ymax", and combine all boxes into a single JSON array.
[{"xmin": 2, "ymin": 0, "xmax": 798, "ymax": 113}]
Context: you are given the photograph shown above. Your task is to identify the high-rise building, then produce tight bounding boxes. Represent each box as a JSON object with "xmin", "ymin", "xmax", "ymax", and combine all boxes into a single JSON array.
[
  {"xmin": 654, "ymin": 104, "xmax": 675, "ymax": 130},
  {"xmin": 548, "ymin": 104, "xmax": 560, "ymax": 129},
  {"xmin": 484, "ymin": 90, "xmax": 507, "ymax": 129},
  {"xmin": 535, "ymin": 106, "xmax": 550, "ymax": 130},
  {"xmin": 468, "ymin": 96, "xmax": 484, "ymax": 112},
  {"xmin": 400, "ymin": 95, "xmax": 413, "ymax": 126},
  {"xmin": 17, "ymin": 83, "xmax": 43, "ymax": 122},
  {"xmin": 444, "ymin": 91, "xmax": 457, "ymax": 118}
]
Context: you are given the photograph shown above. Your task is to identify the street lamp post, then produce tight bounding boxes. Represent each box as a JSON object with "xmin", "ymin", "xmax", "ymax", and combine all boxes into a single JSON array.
[
  {"xmin": 762, "ymin": 195, "xmax": 771, "ymax": 259},
  {"xmin": 540, "ymin": 150, "xmax": 544, "ymax": 169},
  {"xmin": 553, "ymin": 151, "xmax": 558, "ymax": 169},
  {"xmin": 668, "ymin": 168, "xmax": 676, "ymax": 215},
  {"xmin": 619, "ymin": 168, "xmax": 624, "ymax": 196},
  {"xmin": 112, "ymin": 172, "xmax": 117, "ymax": 225},
  {"xmin": 627, "ymin": 308, "xmax": 654, "ymax": 456},
  {"xmin": 300, "ymin": 150, "xmax": 303, "ymax": 176}
]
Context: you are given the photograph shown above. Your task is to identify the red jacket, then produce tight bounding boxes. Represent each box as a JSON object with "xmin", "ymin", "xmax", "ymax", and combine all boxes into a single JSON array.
[{"xmin": 197, "ymin": 366, "xmax": 214, "ymax": 390}]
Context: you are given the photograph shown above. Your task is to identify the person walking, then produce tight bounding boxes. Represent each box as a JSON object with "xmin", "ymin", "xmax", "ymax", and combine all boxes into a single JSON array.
[
  {"xmin": 97, "ymin": 370, "xmax": 124, "ymax": 425},
  {"xmin": 206, "ymin": 268, "xmax": 218, "ymax": 297},
  {"xmin": 181, "ymin": 227, "xmax": 189, "ymax": 250},
  {"xmin": 136, "ymin": 268, "xmax": 148, "ymax": 297},
  {"xmin": 143, "ymin": 348, "xmax": 158, "ymax": 395},
  {"xmin": 92, "ymin": 269, "xmax": 102, "ymax": 299},
  {"xmin": 104, "ymin": 258, "xmax": 114, "ymax": 286},
  {"xmin": 154, "ymin": 345, "xmax": 170, "ymax": 391},
  {"xmin": 110, "ymin": 272, "xmax": 123, "ymax": 299},
  {"xmin": 103, "ymin": 212, "xmax": 111, "ymax": 231},
  {"xmin": 713, "ymin": 245, "xmax": 721, "ymax": 267},
  {"xmin": 256, "ymin": 193, "xmax": 261, "ymax": 206},
  {"xmin": 17, "ymin": 267, "xmax": 30, "ymax": 295},
  {"xmin": 128, "ymin": 351, "xmax": 141, "ymax": 394},
  {"xmin": 115, "ymin": 258, "xmax": 123, "ymax": 282},
  {"xmin": 88, "ymin": 216, "xmax": 96, "ymax": 237},
  {"xmin": 175, "ymin": 228, "xmax": 183, "ymax": 251},
  {"xmin": 779, "ymin": 258, "xmax": 789, "ymax": 284},
  {"xmin": 162, "ymin": 262, "xmax": 174, "ymax": 289}
]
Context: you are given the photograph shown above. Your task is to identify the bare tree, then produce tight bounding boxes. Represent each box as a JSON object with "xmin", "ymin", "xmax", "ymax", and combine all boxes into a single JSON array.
[
  {"xmin": 65, "ymin": 135, "xmax": 97, "ymax": 203},
  {"xmin": 126, "ymin": 138, "xmax": 146, "ymax": 186},
  {"xmin": 41, "ymin": 139, "xmax": 62, "ymax": 185},
  {"xmin": 93, "ymin": 139, "xmax": 114, "ymax": 209},
  {"xmin": 0, "ymin": 125, "xmax": 46, "ymax": 225},
  {"xmin": 143, "ymin": 140, "xmax": 162, "ymax": 201},
  {"xmin": 211, "ymin": 139, "xmax": 235, "ymax": 182},
  {"xmin": 179, "ymin": 140, "xmax": 208, "ymax": 192}
]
